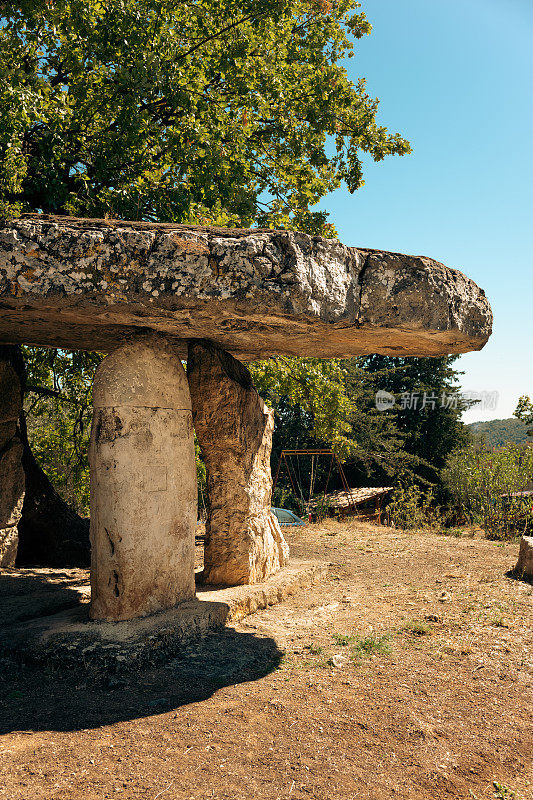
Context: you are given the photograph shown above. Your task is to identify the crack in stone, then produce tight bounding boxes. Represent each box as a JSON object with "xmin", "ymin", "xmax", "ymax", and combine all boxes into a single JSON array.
[
  {"xmin": 354, "ymin": 252, "xmax": 372, "ymax": 329},
  {"xmin": 104, "ymin": 527, "xmax": 114, "ymax": 556}
]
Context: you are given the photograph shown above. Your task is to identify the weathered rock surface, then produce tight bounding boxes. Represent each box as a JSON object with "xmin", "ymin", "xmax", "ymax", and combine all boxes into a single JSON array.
[
  {"xmin": 188, "ymin": 340, "xmax": 289, "ymax": 585},
  {"xmin": 0, "ymin": 360, "xmax": 24, "ymax": 567},
  {"xmin": 89, "ymin": 336, "xmax": 197, "ymax": 620},
  {"xmin": 515, "ymin": 536, "xmax": 533, "ymax": 577},
  {"xmin": 0, "ymin": 215, "xmax": 492, "ymax": 359}
]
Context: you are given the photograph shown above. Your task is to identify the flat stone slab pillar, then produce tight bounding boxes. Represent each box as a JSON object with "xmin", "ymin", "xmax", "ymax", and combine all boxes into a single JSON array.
[
  {"xmin": 0, "ymin": 356, "xmax": 25, "ymax": 567},
  {"xmin": 89, "ymin": 336, "xmax": 197, "ymax": 620},
  {"xmin": 187, "ymin": 340, "xmax": 289, "ymax": 586}
]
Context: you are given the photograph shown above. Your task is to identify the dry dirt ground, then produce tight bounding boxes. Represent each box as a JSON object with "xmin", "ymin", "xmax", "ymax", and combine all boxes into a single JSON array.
[{"xmin": 1, "ymin": 521, "xmax": 532, "ymax": 800}]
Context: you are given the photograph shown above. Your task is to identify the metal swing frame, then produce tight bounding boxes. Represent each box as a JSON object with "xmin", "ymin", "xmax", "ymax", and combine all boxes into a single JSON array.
[{"xmin": 272, "ymin": 449, "xmax": 356, "ymax": 517}]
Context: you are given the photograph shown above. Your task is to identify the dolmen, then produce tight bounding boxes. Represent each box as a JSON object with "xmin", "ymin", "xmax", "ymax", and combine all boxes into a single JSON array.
[{"xmin": 0, "ymin": 215, "xmax": 493, "ymax": 621}]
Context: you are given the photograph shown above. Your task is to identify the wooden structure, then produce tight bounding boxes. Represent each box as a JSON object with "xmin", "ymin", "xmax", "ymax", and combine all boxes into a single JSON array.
[{"xmin": 310, "ymin": 486, "xmax": 393, "ymax": 523}]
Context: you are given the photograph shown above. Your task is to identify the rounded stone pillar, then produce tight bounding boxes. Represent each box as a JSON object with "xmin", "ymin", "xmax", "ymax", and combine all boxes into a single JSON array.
[{"xmin": 89, "ymin": 337, "xmax": 197, "ymax": 621}]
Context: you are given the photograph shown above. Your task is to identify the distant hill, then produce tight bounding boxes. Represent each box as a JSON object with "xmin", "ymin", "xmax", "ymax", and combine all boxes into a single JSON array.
[{"xmin": 467, "ymin": 417, "xmax": 531, "ymax": 448}]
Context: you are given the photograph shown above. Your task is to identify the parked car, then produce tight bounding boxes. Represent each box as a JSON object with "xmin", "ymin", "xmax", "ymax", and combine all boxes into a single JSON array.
[{"xmin": 271, "ymin": 507, "xmax": 306, "ymax": 526}]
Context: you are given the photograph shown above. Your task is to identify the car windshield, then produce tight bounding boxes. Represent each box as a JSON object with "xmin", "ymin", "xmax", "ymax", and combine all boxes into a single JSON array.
[{"xmin": 274, "ymin": 508, "xmax": 297, "ymax": 523}]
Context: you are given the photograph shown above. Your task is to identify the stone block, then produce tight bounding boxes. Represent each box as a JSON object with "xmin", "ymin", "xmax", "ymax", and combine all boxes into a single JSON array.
[{"xmin": 188, "ymin": 340, "xmax": 289, "ymax": 586}]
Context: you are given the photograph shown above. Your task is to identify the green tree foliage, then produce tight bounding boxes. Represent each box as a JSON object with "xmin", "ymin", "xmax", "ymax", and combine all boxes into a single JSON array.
[
  {"xmin": 341, "ymin": 358, "xmax": 423, "ymax": 486},
  {"xmin": 514, "ymin": 396, "xmax": 533, "ymax": 437},
  {"xmin": 253, "ymin": 355, "xmax": 472, "ymax": 507},
  {"xmin": 467, "ymin": 417, "xmax": 530, "ymax": 448},
  {"xmin": 22, "ymin": 347, "xmax": 103, "ymax": 514},
  {"xmin": 250, "ymin": 357, "xmax": 356, "ymax": 457},
  {"xmin": 346, "ymin": 355, "xmax": 472, "ymax": 488},
  {"xmin": 442, "ymin": 443, "xmax": 533, "ymax": 538},
  {"xmin": 250, "ymin": 357, "xmax": 359, "ymax": 511},
  {"xmin": 18, "ymin": 347, "xmax": 482, "ymax": 518},
  {"xmin": 0, "ymin": 0, "xmax": 410, "ymax": 228}
]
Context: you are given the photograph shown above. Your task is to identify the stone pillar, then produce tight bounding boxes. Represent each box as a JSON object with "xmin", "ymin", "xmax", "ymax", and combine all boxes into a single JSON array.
[
  {"xmin": 89, "ymin": 336, "xmax": 197, "ymax": 621},
  {"xmin": 0, "ymin": 358, "xmax": 25, "ymax": 567},
  {"xmin": 515, "ymin": 536, "xmax": 533, "ymax": 577},
  {"xmin": 187, "ymin": 340, "xmax": 289, "ymax": 586}
]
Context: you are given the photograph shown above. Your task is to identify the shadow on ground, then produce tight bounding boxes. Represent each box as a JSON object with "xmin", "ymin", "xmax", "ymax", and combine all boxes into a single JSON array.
[
  {"xmin": 505, "ymin": 568, "xmax": 533, "ymax": 586},
  {"xmin": 0, "ymin": 626, "xmax": 283, "ymax": 734},
  {"xmin": 0, "ymin": 568, "xmax": 88, "ymax": 628}
]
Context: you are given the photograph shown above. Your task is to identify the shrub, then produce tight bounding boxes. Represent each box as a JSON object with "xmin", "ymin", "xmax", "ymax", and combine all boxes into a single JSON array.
[
  {"xmin": 387, "ymin": 483, "xmax": 441, "ymax": 530},
  {"xmin": 442, "ymin": 443, "xmax": 533, "ymax": 539}
]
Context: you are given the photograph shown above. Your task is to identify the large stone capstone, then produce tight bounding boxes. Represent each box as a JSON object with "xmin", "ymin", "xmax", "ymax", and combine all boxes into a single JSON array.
[
  {"xmin": 0, "ymin": 215, "xmax": 492, "ymax": 360},
  {"xmin": 0, "ymin": 359, "xmax": 25, "ymax": 567},
  {"xmin": 89, "ymin": 335, "xmax": 197, "ymax": 620},
  {"xmin": 188, "ymin": 340, "xmax": 289, "ymax": 585}
]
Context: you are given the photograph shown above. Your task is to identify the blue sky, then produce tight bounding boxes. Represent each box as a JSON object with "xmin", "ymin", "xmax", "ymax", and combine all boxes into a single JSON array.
[{"xmin": 317, "ymin": 0, "xmax": 533, "ymax": 423}]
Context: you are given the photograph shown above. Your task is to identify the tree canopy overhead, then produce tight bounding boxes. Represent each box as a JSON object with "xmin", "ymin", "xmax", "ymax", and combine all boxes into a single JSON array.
[{"xmin": 0, "ymin": 0, "xmax": 410, "ymax": 230}]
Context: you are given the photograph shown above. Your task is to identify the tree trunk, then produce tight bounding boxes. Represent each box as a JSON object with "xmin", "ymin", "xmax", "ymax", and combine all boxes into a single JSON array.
[{"xmin": 1, "ymin": 346, "xmax": 90, "ymax": 567}]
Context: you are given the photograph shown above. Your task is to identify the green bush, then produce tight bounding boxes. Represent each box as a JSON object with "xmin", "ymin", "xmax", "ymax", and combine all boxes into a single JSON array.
[
  {"xmin": 442, "ymin": 443, "xmax": 533, "ymax": 539},
  {"xmin": 387, "ymin": 483, "xmax": 441, "ymax": 530}
]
